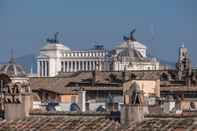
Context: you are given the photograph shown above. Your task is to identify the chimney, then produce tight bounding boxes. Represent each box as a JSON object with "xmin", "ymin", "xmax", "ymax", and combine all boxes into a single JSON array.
[
  {"xmin": 121, "ymin": 82, "xmax": 144, "ymax": 126},
  {"xmin": 4, "ymin": 82, "xmax": 32, "ymax": 121}
]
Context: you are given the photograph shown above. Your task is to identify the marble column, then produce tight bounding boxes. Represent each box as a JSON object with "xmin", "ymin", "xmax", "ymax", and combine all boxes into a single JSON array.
[
  {"xmin": 62, "ymin": 61, "xmax": 64, "ymax": 72},
  {"xmin": 66, "ymin": 61, "xmax": 68, "ymax": 72},
  {"xmin": 42, "ymin": 61, "xmax": 44, "ymax": 76},
  {"xmin": 45, "ymin": 61, "xmax": 48, "ymax": 77},
  {"xmin": 67, "ymin": 61, "xmax": 70, "ymax": 72},
  {"xmin": 78, "ymin": 61, "xmax": 81, "ymax": 71},
  {"xmin": 40, "ymin": 61, "xmax": 42, "ymax": 76},
  {"xmin": 71, "ymin": 61, "xmax": 73, "ymax": 72},
  {"xmin": 89, "ymin": 61, "xmax": 92, "ymax": 71},
  {"xmin": 41, "ymin": 61, "xmax": 43, "ymax": 77},
  {"xmin": 96, "ymin": 61, "xmax": 98, "ymax": 71},
  {"xmin": 37, "ymin": 61, "xmax": 40, "ymax": 76},
  {"xmin": 92, "ymin": 61, "xmax": 95, "ymax": 71},
  {"xmin": 81, "ymin": 61, "xmax": 83, "ymax": 71},
  {"xmin": 87, "ymin": 61, "xmax": 89, "ymax": 71},
  {"xmin": 74, "ymin": 61, "xmax": 77, "ymax": 72},
  {"xmin": 47, "ymin": 61, "xmax": 50, "ymax": 76},
  {"xmin": 99, "ymin": 61, "xmax": 102, "ymax": 71},
  {"xmin": 84, "ymin": 61, "xmax": 86, "ymax": 71},
  {"xmin": 60, "ymin": 61, "xmax": 62, "ymax": 72},
  {"xmin": 79, "ymin": 91, "xmax": 86, "ymax": 112}
]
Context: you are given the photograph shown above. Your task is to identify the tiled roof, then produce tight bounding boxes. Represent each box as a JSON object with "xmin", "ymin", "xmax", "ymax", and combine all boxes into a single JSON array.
[
  {"xmin": 127, "ymin": 118, "xmax": 197, "ymax": 131},
  {"xmin": 1, "ymin": 115, "xmax": 197, "ymax": 130},
  {"xmin": 30, "ymin": 72, "xmax": 92, "ymax": 94},
  {"xmin": 0, "ymin": 116, "xmax": 121, "ymax": 131},
  {"xmin": 30, "ymin": 72, "xmax": 122, "ymax": 94},
  {"xmin": 30, "ymin": 71, "xmax": 159, "ymax": 94}
]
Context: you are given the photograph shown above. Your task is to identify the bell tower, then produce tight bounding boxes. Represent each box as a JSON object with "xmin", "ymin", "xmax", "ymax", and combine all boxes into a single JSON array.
[
  {"xmin": 4, "ymin": 81, "xmax": 32, "ymax": 121},
  {"xmin": 0, "ymin": 57, "xmax": 32, "ymax": 121},
  {"xmin": 176, "ymin": 45, "xmax": 192, "ymax": 85}
]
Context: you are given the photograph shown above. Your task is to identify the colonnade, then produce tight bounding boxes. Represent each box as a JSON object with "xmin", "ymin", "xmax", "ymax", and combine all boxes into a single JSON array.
[
  {"xmin": 61, "ymin": 60, "xmax": 103, "ymax": 72},
  {"xmin": 37, "ymin": 61, "xmax": 49, "ymax": 77}
]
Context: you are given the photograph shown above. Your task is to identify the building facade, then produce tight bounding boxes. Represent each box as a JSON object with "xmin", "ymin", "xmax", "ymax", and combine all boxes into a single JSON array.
[
  {"xmin": 111, "ymin": 31, "xmax": 159, "ymax": 71},
  {"xmin": 37, "ymin": 35, "xmax": 109, "ymax": 77},
  {"xmin": 37, "ymin": 31, "xmax": 160, "ymax": 77}
]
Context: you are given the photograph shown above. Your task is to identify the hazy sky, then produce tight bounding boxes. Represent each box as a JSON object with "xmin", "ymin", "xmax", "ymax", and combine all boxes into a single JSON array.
[{"xmin": 0, "ymin": 0, "xmax": 197, "ymax": 65}]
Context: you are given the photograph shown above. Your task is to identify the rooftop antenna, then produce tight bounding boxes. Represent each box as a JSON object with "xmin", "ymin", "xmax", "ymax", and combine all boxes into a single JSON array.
[
  {"xmin": 148, "ymin": 24, "xmax": 156, "ymax": 57},
  {"xmin": 181, "ymin": 42, "xmax": 185, "ymax": 48},
  {"xmin": 147, "ymin": 47, "xmax": 151, "ymax": 57},
  {"xmin": 30, "ymin": 64, "xmax": 33, "ymax": 74},
  {"xmin": 9, "ymin": 48, "xmax": 15, "ymax": 63}
]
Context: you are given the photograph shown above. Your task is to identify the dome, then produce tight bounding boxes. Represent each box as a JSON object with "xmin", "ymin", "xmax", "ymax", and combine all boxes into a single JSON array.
[
  {"xmin": 115, "ymin": 41, "xmax": 146, "ymax": 50},
  {"xmin": 0, "ymin": 58, "xmax": 26, "ymax": 77},
  {"xmin": 117, "ymin": 48, "xmax": 144, "ymax": 61},
  {"xmin": 115, "ymin": 40, "xmax": 147, "ymax": 58}
]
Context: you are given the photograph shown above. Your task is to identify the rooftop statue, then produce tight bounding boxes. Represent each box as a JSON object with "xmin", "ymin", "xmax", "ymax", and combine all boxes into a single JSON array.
[
  {"xmin": 123, "ymin": 29, "xmax": 136, "ymax": 42},
  {"xmin": 46, "ymin": 32, "xmax": 60, "ymax": 43}
]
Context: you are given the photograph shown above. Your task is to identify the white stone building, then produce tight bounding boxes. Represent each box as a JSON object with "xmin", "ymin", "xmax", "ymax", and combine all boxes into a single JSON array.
[
  {"xmin": 115, "ymin": 40, "xmax": 147, "ymax": 58},
  {"xmin": 111, "ymin": 31, "xmax": 159, "ymax": 71},
  {"xmin": 37, "ymin": 36, "xmax": 109, "ymax": 77},
  {"xmin": 37, "ymin": 31, "xmax": 160, "ymax": 77}
]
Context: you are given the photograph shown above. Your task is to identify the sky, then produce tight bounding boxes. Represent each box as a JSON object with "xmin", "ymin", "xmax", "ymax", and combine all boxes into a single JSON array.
[{"xmin": 0, "ymin": 0, "xmax": 197, "ymax": 65}]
